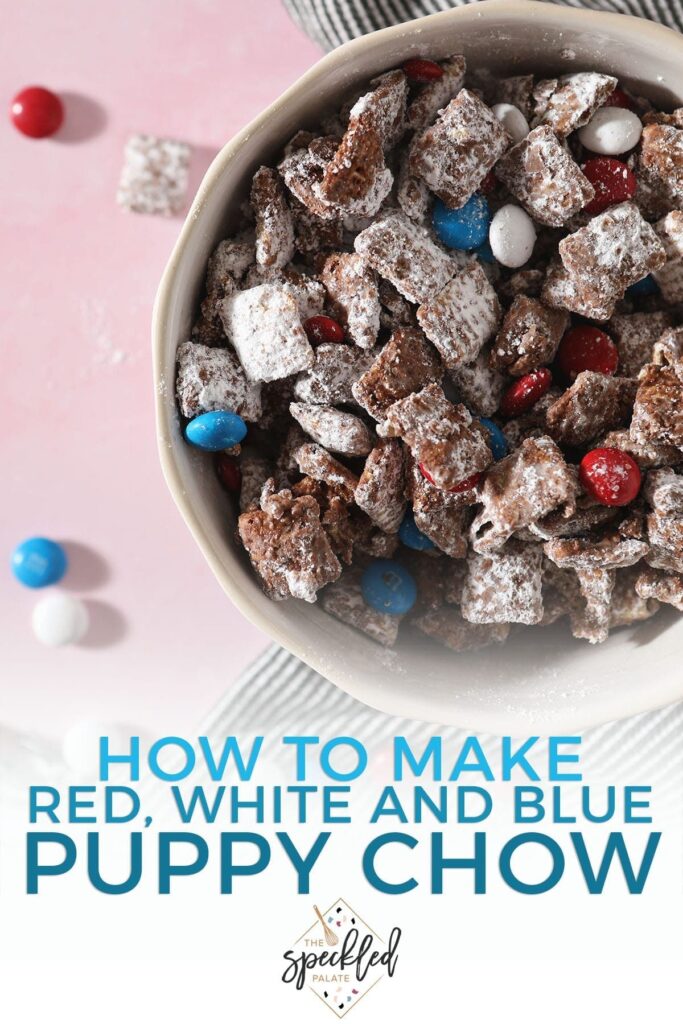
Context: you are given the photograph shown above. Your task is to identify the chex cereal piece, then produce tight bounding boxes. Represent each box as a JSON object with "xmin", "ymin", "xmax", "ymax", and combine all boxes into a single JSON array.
[
  {"xmin": 242, "ymin": 267, "xmax": 325, "ymax": 320},
  {"xmin": 355, "ymin": 439, "xmax": 406, "ymax": 533},
  {"xmin": 378, "ymin": 279, "xmax": 417, "ymax": 329},
  {"xmin": 278, "ymin": 136, "xmax": 341, "ymax": 220},
  {"xmin": 470, "ymin": 435, "xmax": 578, "ymax": 552},
  {"xmin": 546, "ymin": 371, "xmax": 637, "ymax": 447},
  {"xmin": 653, "ymin": 327, "xmax": 683, "ymax": 367},
  {"xmin": 238, "ymin": 487, "xmax": 341, "ymax": 601},
  {"xmin": 642, "ymin": 109, "xmax": 683, "ymax": 127},
  {"xmin": 275, "ymin": 424, "xmax": 309, "ymax": 487},
  {"xmin": 239, "ymin": 452, "xmax": 272, "ymax": 513},
  {"xmin": 601, "ymin": 428, "xmax": 682, "ymax": 470},
  {"xmin": 653, "ymin": 260, "xmax": 683, "ymax": 303},
  {"xmin": 321, "ymin": 570, "xmax": 400, "ymax": 646},
  {"xmin": 380, "ymin": 383, "xmax": 491, "ymax": 490},
  {"xmin": 221, "ymin": 283, "xmax": 313, "ymax": 383},
  {"xmin": 609, "ymin": 565, "xmax": 660, "ymax": 627},
  {"xmin": 644, "ymin": 468, "xmax": 683, "ymax": 515},
  {"xmin": 352, "ymin": 326, "xmax": 442, "ymax": 420},
  {"xmin": 461, "ymin": 542, "xmax": 544, "ymax": 625},
  {"xmin": 250, "ymin": 167, "xmax": 295, "ymax": 270},
  {"xmin": 558, "ymin": 203, "xmax": 667, "ymax": 318},
  {"xmin": 405, "ymin": 457, "xmax": 470, "ymax": 558},
  {"xmin": 354, "ymin": 211, "xmax": 455, "ymax": 304},
  {"xmin": 289, "ymin": 401, "xmax": 374, "ymax": 456},
  {"xmin": 350, "ymin": 70, "xmax": 408, "ymax": 150},
  {"xmin": 498, "ymin": 269, "xmax": 545, "ymax": 302},
  {"xmin": 491, "ymin": 74, "xmax": 535, "ymax": 118},
  {"xmin": 572, "ymin": 566, "xmax": 615, "ymax": 644},
  {"xmin": 417, "ymin": 262, "xmax": 501, "ymax": 370},
  {"xmin": 647, "ymin": 509, "xmax": 683, "ymax": 572},
  {"xmin": 654, "ymin": 211, "xmax": 683, "ymax": 261},
  {"xmin": 631, "ymin": 362, "xmax": 683, "ymax": 448},
  {"xmin": 294, "ymin": 443, "xmax": 359, "ymax": 501},
  {"xmin": 529, "ymin": 500, "xmax": 618, "ymax": 541},
  {"xmin": 537, "ymin": 73, "xmax": 617, "ymax": 137},
  {"xmin": 175, "ymin": 341, "xmax": 262, "ymax": 421},
  {"xmin": 490, "ymin": 296, "xmax": 568, "ymax": 376},
  {"xmin": 541, "ymin": 258, "xmax": 614, "ymax": 321},
  {"xmin": 608, "ymin": 312, "xmax": 673, "ymax": 377},
  {"xmin": 293, "ymin": 343, "xmax": 375, "ymax": 406},
  {"xmin": 321, "ymin": 252, "xmax": 380, "ymax": 349},
  {"xmin": 639, "ymin": 122, "xmax": 683, "ymax": 210},
  {"xmin": 636, "ymin": 566, "xmax": 683, "ymax": 611},
  {"xmin": 291, "ymin": 200, "xmax": 344, "ymax": 257},
  {"xmin": 195, "ymin": 233, "xmax": 255, "ymax": 342},
  {"xmin": 406, "ymin": 55, "xmax": 467, "ymax": 131},
  {"xmin": 448, "ymin": 347, "xmax": 506, "ymax": 417},
  {"xmin": 415, "ymin": 606, "xmax": 510, "ymax": 651},
  {"xmin": 496, "ymin": 126, "xmax": 595, "ymax": 228},
  {"xmin": 116, "ymin": 133, "xmax": 190, "ymax": 216},
  {"xmin": 410, "ymin": 89, "xmax": 511, "ymax": 209},
  {"xmin": 320, "ymin": 115, "xmax": 393, "ymax": 216},
  {"xmin": 544, "ymin": 530, "xmax": 648, "ymax": 571},
  {"xmin": 396, "ymin": 145, "xmax": 430, "ymax": 222},
  {"xmin": 531, "ymin": 78, "xmax": 558, "ymax": 120}
]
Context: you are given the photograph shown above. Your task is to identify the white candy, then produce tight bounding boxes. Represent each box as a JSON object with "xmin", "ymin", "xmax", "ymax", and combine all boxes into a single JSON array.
[
  {"xmin": 489, "ymin": 204, "xmax": 537, "ymax": 269},
  {"xmin": 32, "ymin": 593, "xmax": 89, "ymax": 647},
  {"xmin": 492, "ymin": 103, "xmax": 530, "ymax": 144},
  {"xmin": 577, "ymin": 106, "xmax": 642, "ymax": 155}
]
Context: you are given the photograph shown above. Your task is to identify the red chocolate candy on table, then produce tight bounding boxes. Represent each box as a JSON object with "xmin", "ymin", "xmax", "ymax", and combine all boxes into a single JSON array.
[
  {"xmin": 579, "ymin": 447, "xmax": 642, "ymax": 506},
  {"xmin": 10, "ymin": 85, "xmax": 64, "ymax": 138},
  {"xmin": 581, "ymin": 157, "xmax": 637, "ymax": 214},
  {"xmin": 215, "ymin": 453, "xmax": 242, "ymax": 492},
  {"xmin": 403, "ymin": 59, "xmax": 444, "ymax": 83},
  {"xmin": 303, "ymin": 315, "xmax": 345, "ymax": 345},
  {"xmin": 499, "ymin": 368, "xmax": 552, "ymax": 417},
  {"xmin": 556, "ymin": 325, "xmax": 619, "ymax": 381}
]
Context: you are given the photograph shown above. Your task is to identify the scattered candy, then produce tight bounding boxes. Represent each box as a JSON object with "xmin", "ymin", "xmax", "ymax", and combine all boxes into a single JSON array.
[
  {"xmin": 489, "ymin": 204, "xmax": 536, "ymax": 268},
  {"xmin": 582, "ymin": 157, "xmax": 636, "ymax": 214},
  {"xmin": 399, "ymin": 509, "xmax": 435, "ymax": 551},
  {"xmin": 627, "ymin": 274, "xmax": 659, "ymax": 297},
  {"xmin": 578, "ymin": 106, "xmax": 642, "ymax": 155},
  {"xmin": 420, "ymin": 462, "xmax": 483, "ymax": 493},
  {"xmin": 361, "ymin": 559, "xmax": 417, "ymax": 615},
  {"xmin": 556, "ymin": 325, "xmax": 619, "ymax": 381},
  {"xmin": 475, "ymin": 239, "xmax": 495, "ymax": 264},
  {"xmin": 215, "ymin": 452, "xmax": 242, "ymax": 492},
  {"xmin": 403, "ymin": 58, "xmax": 444, "ymax": 83},
  {"xmin": 432, "ymin": 193, "xmax": 490, "ymax": 251},
  {"xmin": 499, "ymin": 368, "xmax": 552, "ymax": 417},
  {"xmin": 32, "ymin": 593, "xmax": 89, "ymax": 647},
  {"xmin": 303, "ymin": 314, "xmax": 345, "ymax": 345},
  {"xmin": 479, "ymin": 417, "xmax": 508, "ymax": 460},
  {"xmin": 10, "ymin": 86, "xmax": 63, "ymax": 138},
  {"xmin": 579, "ymin": 447, "xmax": 642, "ymax": 506},
  {"xmin": 12, "ymin": 537, "xmax": 68, "ymax": 588},
  {"xmin": 184, "ymin": 410, "xmax": 247, "ymax": 451},
  {"xmin": 491, "ymin": 102, "xmax": 530, "ymax": 144}
]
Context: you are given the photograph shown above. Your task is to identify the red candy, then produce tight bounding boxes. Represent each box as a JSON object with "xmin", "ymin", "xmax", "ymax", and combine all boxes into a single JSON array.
[
  {"xmin": 215, "ymin": 453, "xmax": 242, "ymax": 492},
  {"xmin": 582, "ymin": 157, "xmax": 637, "ymax": 215},
  {"xmin": 419, "ymin": 463, "xmax": 482, "ymax": 494},
  {"xmin": 10, "ymin": 86, "xmax": 64, "ymax": 138},
  {"xmin": 403, "ymin": 59, "xmax": 444, "ymax": 83},
  {"xmin": 579, "ymin": 447, "xmax": 642, "ymax": 507},
  {"xmin": 499, "ymin": 368, "xmax": 552, "ymax": 418},
  {"xmin": 303, "ymin": 315, "xmax": 345, "ymax": 345},
  {"xmin": 556, "ymin": 325, "xmax": 619, "ymax": 381},
  {"xmin": 604, "ymin": 88, "xmax": 635, "ymax": 111}
]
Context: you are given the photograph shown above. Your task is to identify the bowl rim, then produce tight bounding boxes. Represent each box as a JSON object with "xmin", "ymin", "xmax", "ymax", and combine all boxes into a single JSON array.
[{"xmin": 152, "ymin": 0, "xmax": 683, "ymax": 732}]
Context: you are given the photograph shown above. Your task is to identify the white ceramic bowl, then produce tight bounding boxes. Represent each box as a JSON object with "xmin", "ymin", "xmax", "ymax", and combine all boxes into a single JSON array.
[{"xmin": 153, "ymin": 0, "xmax": 683, "ymax": 733}]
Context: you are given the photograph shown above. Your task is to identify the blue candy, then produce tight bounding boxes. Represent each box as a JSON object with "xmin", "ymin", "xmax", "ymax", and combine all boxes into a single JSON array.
[
  {"xmin": 627, "ymin": 275, "xmax": 659, "ymax": 297},
  {"xmin": 361, "ymin": 560, "xmax": 417, "ymax": 616},
  {"xmin": 184, "ymin": 410, "xmax": 247, "ymax": 451},
  {"xmin": 432, "ymin": 194, "xmax": 491, "ymax": 251},
  {"xmin": 475, "ymin": 239, "xmax": 495, "ymax": 264},
  {"xmin": 479, "ymin": 417, "xmax": 508, "ymax": 461},
  {"xmin": 12, "ymin": 537, "xmax": 68, "ymax": 588},
  {"xmin": 399, "ymin": 510, "xmax": 435, "ymax": 551}
]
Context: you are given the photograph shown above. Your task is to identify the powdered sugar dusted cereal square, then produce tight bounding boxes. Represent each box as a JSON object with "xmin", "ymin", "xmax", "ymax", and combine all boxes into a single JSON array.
[
  {"xmin": 537, "ymin": 72, "xmax": 617, "ymax": 137},
  {"xmin": 289, "ymin": 402, "xmax": 374, "ymax": 456},
  {"xmin": 175, "ymin": 341, "xmax": 262, "ymax": 421},
  {"xmin": 355, "ymin": 439, "xmax": 406, "ymax": 533},
  {"xmin": 321, "ymin": 252, "xmax": 380, "ymax": 349},
  {"xmin": 352, "ymin": 326, "xmax": 443, "ymax": 421},
  {"xmin": 117, "ymin": 134, "xmax": 190, "ymax": 216},
  {"xmin": 221, "ymin": 283, "xmax": 313, "ymax": 383},
  {"xmin": 293, "ymin": 343, "xmax": 375, "ymax": 406},
  {"xmin": 354, "ymin": 211, "xmax": 455, "ymax": 304},
  {"xmin": 491, "ymin": 295, "xmax": 568, "ymax": 376},
  {"xmin": 607, "ymin": 311, "xmax": 673, "ymax": 377},
  {"xmin": 417, "ymin": 262, "xmax": 502, "ymax": 370},
  {"xmin": 251, "ymin": 166, "xmax": 295, "ymax": 269},
  {"xmin": 406, "ymin": 54, "xmax": 467, "ymax": 131},
  {"xmin": 461, "ymin": 543, "xmax": 545, "ymax": 625}
]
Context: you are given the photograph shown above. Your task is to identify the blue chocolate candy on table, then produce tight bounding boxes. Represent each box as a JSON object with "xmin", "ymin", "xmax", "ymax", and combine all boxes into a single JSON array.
[
  {"xmin": 432, "ymin": 194, "xmax": 491, "ymax": 251},
  {"xmin": 184, "ymin": 410, "xmax": 247, "ymax": 451},
  {"xmin": 12, "ymin": 536, "xmax": 68, "ymax": 588},
  {"xmin": 398, "ymin": 510, "xmax": 435, "ymax": 551},
  {"xmin": 361, "ymin": 559, "xmax": 417, "ymax": 616},
  {"xmin": 479, "ymin": 417, "xmax": 508, "ymax": 461}
]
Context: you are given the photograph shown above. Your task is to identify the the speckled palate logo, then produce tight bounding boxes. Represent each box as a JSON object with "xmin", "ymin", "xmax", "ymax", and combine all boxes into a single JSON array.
[{"xmin": 281, "ymin": 898, "xmax": 401, "ymax": 1017}]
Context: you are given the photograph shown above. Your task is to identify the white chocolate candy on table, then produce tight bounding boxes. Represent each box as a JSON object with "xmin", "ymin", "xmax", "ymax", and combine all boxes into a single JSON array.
[
  {"xmin": 489, "ymin": 204, "xmax": 537, "ymax": 268},
  {"xmin": 577, "ymin": 106, "xmax": 642, "ymax": 155},
  {"xmin": 32, "ymin": 593, "xmax": 89, "ymax": 647},
  {"xmin": 491, "ymin": 102, "xmax": 530, "ymax": 144}
]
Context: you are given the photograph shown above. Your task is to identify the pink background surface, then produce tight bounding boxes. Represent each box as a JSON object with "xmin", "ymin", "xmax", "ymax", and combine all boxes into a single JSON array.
[{"xmin": 1, "ymin": 0, "xmax": 321, "ymax": 738}]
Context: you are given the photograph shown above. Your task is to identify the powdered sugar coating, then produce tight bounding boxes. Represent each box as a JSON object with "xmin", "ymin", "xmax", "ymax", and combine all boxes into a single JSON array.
[
  {"xmin": 221, "ymin": 283, "xmax": 314, "ymax": 383},
  {"xmin": 321, "ymin": 252, "xmax": 380, "ymax": 349},
  {"xmin": 354, "ymin": 211, "xmax": 455, "ymax": 304},
  {"xmin": 294, "ymin": 443, "xmax": 359, "ymax": 500},
  {"xmin": 117, "ymin": 133, "xmax": 190, "ymax": 216},
  {"xmin": 175, "ymin": 341, "xmax": 262, "ymax": 421},
  {"xmin": 417, "ymin": 262, "xmax": 502, "ymax": 370},
  {"xmin": 355, "ymin": 439, "xmax": 406, "ymax": 533},
  {"xmin": 251, "ymin": 166, "xmax": 295, "ymax": 269},
  {"xmin": 406, "ymin": 55, "xmax": 467, "ymax": 132},
  {"xmin": 415, "ymin": 606, "xmax": 510, "ymax": 650},
  {"xmin": 322, "ymin": 570, "xmax": 400, "ymax": 646},
  {"xmin": 449, "ymin": 346, "xmax": 506, "ymax": 417},
  {"xmin": 631, "ymin": 362, "xmax": 683, "ymax": 449},
  {"xmin": 546, "ymin": 372, "xmax": 637, "ymax": 447},
  {"xmin": 491, "ymin": 295, "xmax": 568, "ymax": 376},
  {"xmin": 406, "ymin": 456, "xmax": 471, "ymax": 558},
  {"xmin": 461, "ymin": 543, "xmax": 545, "ymax": 625},
  {"xmin": 289, "ymin": 402, "xmax": 374, "ymax": 456},
  {"xmin": 608, "ymin": 312, "xmax": 673, "ymax": 377},
  {"xmin": 537, "ymin": 72, "xmax": 617, "ymax": 137},
  {"xmin": 353, "ymin": 326, "xmax": 443, "ymax": 421},
  {"xmin": 293, "ymin": 343, "xmax": 375, "ymax": 406}
]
